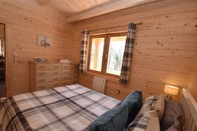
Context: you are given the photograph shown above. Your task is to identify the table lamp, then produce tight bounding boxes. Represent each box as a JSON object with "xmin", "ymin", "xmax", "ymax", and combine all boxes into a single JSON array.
[{"xmin": 164, "ymin": 85, "xmax": 179, "ymax": 100}]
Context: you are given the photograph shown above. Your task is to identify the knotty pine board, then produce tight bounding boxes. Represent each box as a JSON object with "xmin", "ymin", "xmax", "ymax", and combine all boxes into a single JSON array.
[
  {"xmin": 0, "ymin": 0, "xmax": 74, "ymax": 96},
  {"xmin": 74, "ymin": 0, "xmax": 197, "ymax": 101}
]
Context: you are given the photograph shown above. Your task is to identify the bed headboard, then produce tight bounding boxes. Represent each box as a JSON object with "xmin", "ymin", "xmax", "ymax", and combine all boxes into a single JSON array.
[{"xmin": 180, "ymin": 87, "xmax": 197, "ymax": 131}]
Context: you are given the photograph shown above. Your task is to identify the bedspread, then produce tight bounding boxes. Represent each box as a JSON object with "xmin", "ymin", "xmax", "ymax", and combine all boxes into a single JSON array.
[{"xmin": 0, "ymin": 84, "xmax": 121, "ymax": 131}]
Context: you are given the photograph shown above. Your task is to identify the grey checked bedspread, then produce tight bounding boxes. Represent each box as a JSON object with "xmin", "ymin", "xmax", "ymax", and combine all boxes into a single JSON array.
[{"xmin": 0, "ymin": 84, "xmax": 121, "ymax": 131}]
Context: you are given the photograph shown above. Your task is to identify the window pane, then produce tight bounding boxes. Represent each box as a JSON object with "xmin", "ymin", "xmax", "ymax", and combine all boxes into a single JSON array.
[
  {"xmin": 106, "ymin": 36, "xmax": 126, "ymax": 75},
  {"xmin": 89, "ymin": 38, "xmax": 104, "ymax": 72}
]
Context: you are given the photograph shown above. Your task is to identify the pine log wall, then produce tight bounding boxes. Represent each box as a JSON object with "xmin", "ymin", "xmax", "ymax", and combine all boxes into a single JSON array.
[
  {"xmin": 0, "ymin": 0, "xmax": 73, "ymax": 96},
  {"xmin": 0, "ymin": 24, "xmax": 4, "ymax": 40},
  {"xmin": 188, "ymin": 54, "xmax": 197, "ymax": 101},
  {"xmin": 73, "ymin": 0, "xmax": 197, "ymax": 101}
]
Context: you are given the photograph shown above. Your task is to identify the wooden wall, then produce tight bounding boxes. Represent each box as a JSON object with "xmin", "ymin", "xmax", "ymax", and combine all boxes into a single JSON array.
[
  {"xmin": 188, "ymin": 52, "xmax": 197, "ymax": 101},
  {"xmin": 0, "ymin": 0, "xmax": 74, "ymax": 96},
  {"xmin": 0, "ymin": 24, "xmax": 4, "ymax": 40},
  {"xmin": 73, "ymin": 0, "xmax": 197, "ymax": 101}
]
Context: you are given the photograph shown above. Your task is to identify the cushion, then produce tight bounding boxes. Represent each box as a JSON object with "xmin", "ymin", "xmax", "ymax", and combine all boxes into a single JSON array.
[
  {"xmin": 89, "ymin": 102, "xmax": 129, "ymax": 131},
  {"xmin": 121, "ymin": 90, "xmax": 142, "ymax": 127},
  {"xmin": 160, "ymin": 100, "xmax": 184, "ymax": 131},
  {"xmin": 166, "ymin": 115, "xmax": 181, "ymax": 131},
  {"xmin": 135, "ymin": 95, "xmax": 165, "ymax": 120},
  {"xmin": 124, "ymin": 109, "xmax": 160, "ymax": 131}
]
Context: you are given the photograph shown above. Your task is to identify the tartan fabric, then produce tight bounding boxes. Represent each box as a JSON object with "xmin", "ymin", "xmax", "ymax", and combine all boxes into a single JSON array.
[
  {"xmin": 124, "ymin": 114, "xmax": 149, "ymax": 131},
  {"xmin": 0, "ymin": 84, "xmax": 120, "ymax": 131},
  {"xmin": 79, "ymin": 30, "xmax": 89, "ymax": 73},
  {"xmin": 119, "ymin": 23, "xmax": 136, "ymax": 84}
]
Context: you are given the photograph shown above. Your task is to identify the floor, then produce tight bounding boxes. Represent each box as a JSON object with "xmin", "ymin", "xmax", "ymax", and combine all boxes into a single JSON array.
[{"xmin": 0, "ymin": 81, "xmax": 5, "ymax": 98}]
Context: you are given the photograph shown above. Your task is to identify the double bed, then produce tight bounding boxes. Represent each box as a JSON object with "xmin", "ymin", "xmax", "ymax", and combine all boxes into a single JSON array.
[
  {"xmin": 0, "ymin": 84, "xmax": 120, "ymax": 131},
  {"xmin": 0, "ymin": 84, "xmax": 197, "ymax": 131}
]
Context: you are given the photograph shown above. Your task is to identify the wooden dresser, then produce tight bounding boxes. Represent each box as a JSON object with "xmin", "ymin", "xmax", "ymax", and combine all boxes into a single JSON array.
[{"xmin": 29, "ymin": 62, "xmax": 79, "ymax": 91}]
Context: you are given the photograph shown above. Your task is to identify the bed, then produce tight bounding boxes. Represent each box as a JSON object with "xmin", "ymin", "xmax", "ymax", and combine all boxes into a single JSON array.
[
  {"xmin": 0, "ymin": 84, "xmax": 121, "ymax": 131},
  {"xmin": 0, "ymin": 84, "xmax": 197, "ymax": 131}
]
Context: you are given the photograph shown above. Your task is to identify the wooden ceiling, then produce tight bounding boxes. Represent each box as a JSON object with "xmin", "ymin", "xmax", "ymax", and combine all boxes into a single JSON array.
[{"xmin": 37, "ymin": 0, "xmax": 160, "ymax": 23}]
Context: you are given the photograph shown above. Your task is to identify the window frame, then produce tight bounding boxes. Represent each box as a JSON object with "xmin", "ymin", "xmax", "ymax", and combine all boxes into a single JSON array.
[{"xmin": 87, "ymin": 32, "xmax": 127, "ymax": 78}]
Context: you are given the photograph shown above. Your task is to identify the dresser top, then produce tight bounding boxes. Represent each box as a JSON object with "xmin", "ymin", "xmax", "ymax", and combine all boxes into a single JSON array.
[{"xmin": 29, "ymin": 61, "xmax": 78, "ymax": 65}]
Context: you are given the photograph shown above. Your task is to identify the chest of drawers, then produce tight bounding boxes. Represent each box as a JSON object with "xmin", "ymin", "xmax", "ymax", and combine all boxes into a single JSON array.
[{"xmin": 29, "ymin": 62, "xmax": 79, "ymax": 91}]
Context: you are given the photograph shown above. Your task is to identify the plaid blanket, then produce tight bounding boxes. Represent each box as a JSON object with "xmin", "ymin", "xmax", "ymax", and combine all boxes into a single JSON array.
[{"xmin": 0, "ymin": 84, "xmax": 121, "ymax": 131}]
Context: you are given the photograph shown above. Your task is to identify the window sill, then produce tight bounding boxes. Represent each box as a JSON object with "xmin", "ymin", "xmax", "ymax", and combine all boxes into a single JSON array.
[{"xmin": 83, "ymin": 72, "xmax": 119, "ymax": 83}]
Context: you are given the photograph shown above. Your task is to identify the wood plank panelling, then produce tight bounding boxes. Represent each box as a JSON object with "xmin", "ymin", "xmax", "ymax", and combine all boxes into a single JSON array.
[
  {"xmin": 0, "ymin": 0, "xmax": 73, "ymax": 96},
  {"xmin": 188, "ymin": 52, "xmax": 197, "ymax": 101},
  {"xmin": 73, "ymin": 0, "xmax": 197, "ymax": 101},
  {"xmin": 0, "ymin": 24, "xmax": 4, "ymax": 40}
]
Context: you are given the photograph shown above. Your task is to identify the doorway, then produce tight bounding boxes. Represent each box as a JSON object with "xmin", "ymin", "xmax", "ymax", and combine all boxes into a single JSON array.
[{"xmin": 0, "ymin": 23, "xmax": 5, "ymax": 98}]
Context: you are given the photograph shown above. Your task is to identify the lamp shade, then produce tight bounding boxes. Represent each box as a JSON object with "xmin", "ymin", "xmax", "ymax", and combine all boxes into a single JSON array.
[{"xmin": 164, "ymin": 85, "xmax": 179, "ymax": 95}]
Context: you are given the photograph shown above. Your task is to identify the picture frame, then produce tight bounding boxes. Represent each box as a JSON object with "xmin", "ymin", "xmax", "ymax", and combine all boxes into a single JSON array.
[{"xmin": 38, "ymin": 35, "xmax": 52, "ymax": 47}]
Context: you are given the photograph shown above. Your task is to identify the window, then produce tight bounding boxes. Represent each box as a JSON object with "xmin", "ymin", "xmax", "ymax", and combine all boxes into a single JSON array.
[{"xmin": 87, "ymin": 33, "xmax": 126, "ymax": 78}]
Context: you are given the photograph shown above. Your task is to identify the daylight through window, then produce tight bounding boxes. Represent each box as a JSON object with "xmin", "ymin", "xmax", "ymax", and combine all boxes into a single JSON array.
[{"xmin": 88, "ymin": 33, "xmax": 126, "ymax": 77}]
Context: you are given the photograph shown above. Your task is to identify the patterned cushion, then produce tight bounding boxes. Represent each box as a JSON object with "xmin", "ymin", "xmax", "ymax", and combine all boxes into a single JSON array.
[
  {"xmin": 135, "ymin": 95, "xmax": 165, "ymax": 120},
  {"xmin": 121, "ymin": 90, "xmax": 142, "ymax": 127},
  {"xmin": 124, "ymin": 110, "xmax": 160, "ymax": 131}
]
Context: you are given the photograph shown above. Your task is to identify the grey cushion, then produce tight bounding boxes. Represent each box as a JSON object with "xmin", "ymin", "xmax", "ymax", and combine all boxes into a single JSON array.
[
  {"xmin": 89, "ymin": 103, "xmax": 128, "ymax": 131},
  {"xmin": 160, "ymin": 100, "xmax": 184, "ymax": 131}
]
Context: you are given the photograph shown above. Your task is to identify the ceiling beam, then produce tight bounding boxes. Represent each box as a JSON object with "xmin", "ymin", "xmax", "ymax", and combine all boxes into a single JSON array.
[
  {"xmin": 37, "ymin": 0, "xmax": 53, "ymax": 6},
  {"xmin": 67, "ymin": 0, "xmax": 160, "ymax": 23}
]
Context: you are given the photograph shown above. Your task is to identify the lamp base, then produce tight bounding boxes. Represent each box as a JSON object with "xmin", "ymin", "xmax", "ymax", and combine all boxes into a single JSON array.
[{"xmin": 166, "ymin": 94, "xmax": 172, "ymax": 101}]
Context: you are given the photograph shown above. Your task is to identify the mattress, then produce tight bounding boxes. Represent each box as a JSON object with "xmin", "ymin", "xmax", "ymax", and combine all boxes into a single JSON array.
[{"xmin": 0, "ymin": 84, "xmax": 121, "ymax": 131}]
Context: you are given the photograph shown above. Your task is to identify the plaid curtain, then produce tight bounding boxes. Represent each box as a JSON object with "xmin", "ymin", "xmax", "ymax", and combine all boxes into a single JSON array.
[
  {"xmin": 119, "ymin": 23, "xmax": 136, "ymax": 84},
  {"xmin": 79, "ymin": 30, "xmax": 89, "ymax": 73}
]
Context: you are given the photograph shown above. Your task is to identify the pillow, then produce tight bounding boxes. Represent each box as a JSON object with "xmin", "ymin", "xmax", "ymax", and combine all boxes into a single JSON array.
[
  {"xmin": 121, "ymin": 90, "xmax": 142, "ymax": 127},
  {"xmin": 166, "ymin": 115, "xmax": 181, "ymax": 131},
  {"xmin": 124, "ymin": 109, "xmax": 160, "ymax": 131},
  {"xmin": 160, "ymin": 100, "xmax": 184, "ymax": 131},
  {"xmin": 89, "ymin": 103, "xmax": 128, "ymax": 131},
  {"xmin": 135, "ymin": 95, "xmax": 165, "ymax": 120}
]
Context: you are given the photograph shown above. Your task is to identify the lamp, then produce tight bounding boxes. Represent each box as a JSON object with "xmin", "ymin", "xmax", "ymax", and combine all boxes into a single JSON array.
[{"xmin": 164, "ymin": 85, "xmax": 179, "ymax": 100}]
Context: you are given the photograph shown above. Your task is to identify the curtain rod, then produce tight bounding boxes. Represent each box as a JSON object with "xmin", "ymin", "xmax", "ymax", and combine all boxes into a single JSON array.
[{"xmin": 88, "ymin": 22, "xmax": 143, "ymax": 32}]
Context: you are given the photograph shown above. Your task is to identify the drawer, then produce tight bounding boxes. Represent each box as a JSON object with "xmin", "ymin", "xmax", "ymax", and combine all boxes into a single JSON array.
[
  {"xmin": 62, "ymin": 70, "xmax": 78, "ymax": 75},
  {"xmin": 61, "ymin": 80, "xmax": 78, "ymax": 86},
  {"xmin": 36, "ymin": 81, "xmax": 60, "ymax": 90},
  {"xmin": 36, "ymin": 76, "xmax": 61, "ymax": 83},
  {"xmin": 36, "ymin": 64, "xmax": 61, "ymax": 69},
  {"xmin": 37, "ymin": 70, "xmax": 61, "ymax": 77},
  {"xmin": 62, "ymin": 64, "xmax": 78, "ymax": 70},
  {"xmin": 61, "ymin": 74, "xmax": 78, "ymax": 81}
]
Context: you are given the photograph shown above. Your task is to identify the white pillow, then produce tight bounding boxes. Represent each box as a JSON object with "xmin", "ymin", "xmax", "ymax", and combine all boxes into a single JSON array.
[
  {"xmin": 124, "ymin": 110, "xmax": 160, "ymax": 131},
  {"xmin": 135, "ymin": 95, "xmax": 165, "ymax": 120}
]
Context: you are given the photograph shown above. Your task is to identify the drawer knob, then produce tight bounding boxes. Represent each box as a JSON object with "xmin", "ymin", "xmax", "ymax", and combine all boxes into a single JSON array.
[
  {"xmin": 39, "ymin": 79, "xmax": 45, "ymax": 82},
  {"xmin": 54, "ymin": 84, "xmax": 58, "ymax": 86},
  {"xmin": 39, "ymin": 73, "xmax": 45, "ymax": 75},
  {"xmin": 39, "ymin": 66, "xmax": 46, "ymax": 68},
  {"xmin": 39, "ymin": 86, "xmax": 45, "ymax": 88},
  {"xmin": 54, "ymin": 66, "xmax": 59, "ymax": 68},
  {"xmin": 54, "ymin": 78, "xmax": 59, "ymax": 80},
  {"xmin": 54, "ymin": 72, "xmax": 59, "ymax": 74}
]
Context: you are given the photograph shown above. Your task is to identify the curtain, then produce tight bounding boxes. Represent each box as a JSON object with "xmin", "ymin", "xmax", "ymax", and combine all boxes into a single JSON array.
[
  {"xmin": 79, "ymin": 30, "xmax": 89, "ymax": 73},
  {"xmin": 119, "ymin": 23, "xmax": 136, "ymax": 84}
]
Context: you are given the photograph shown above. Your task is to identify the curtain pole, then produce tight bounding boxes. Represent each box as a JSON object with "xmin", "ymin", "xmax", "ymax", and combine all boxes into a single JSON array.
[{"xmin": 88, "ymin": 22, "xmax": 143, "ymax": 32}]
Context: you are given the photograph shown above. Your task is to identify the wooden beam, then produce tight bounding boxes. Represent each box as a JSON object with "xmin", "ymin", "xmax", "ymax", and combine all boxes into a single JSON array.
[
  {"xmin": 37, "ymin": 0, "xmax": 53, "ymax": 6},
  {"xmin": 67, "ymin": 0, "xmax": 161, "ymax": 23}
]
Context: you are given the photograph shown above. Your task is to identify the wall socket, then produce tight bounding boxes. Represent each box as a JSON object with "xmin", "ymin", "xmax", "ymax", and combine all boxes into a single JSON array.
[{"xmin": 13, "ymin": 52, "xmax": 18, "ymax": 57}]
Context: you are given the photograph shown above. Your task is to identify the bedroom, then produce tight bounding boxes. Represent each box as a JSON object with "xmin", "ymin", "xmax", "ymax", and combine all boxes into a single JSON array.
[{"xmin": 0, "ymin": 0, "xmax": 197, "ymax": 131}]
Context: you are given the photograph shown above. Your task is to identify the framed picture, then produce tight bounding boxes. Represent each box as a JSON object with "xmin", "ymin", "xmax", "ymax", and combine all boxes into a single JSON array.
[{"xmin": 38, "ymin": 35, "xmax": 52, "ymax": 47}]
